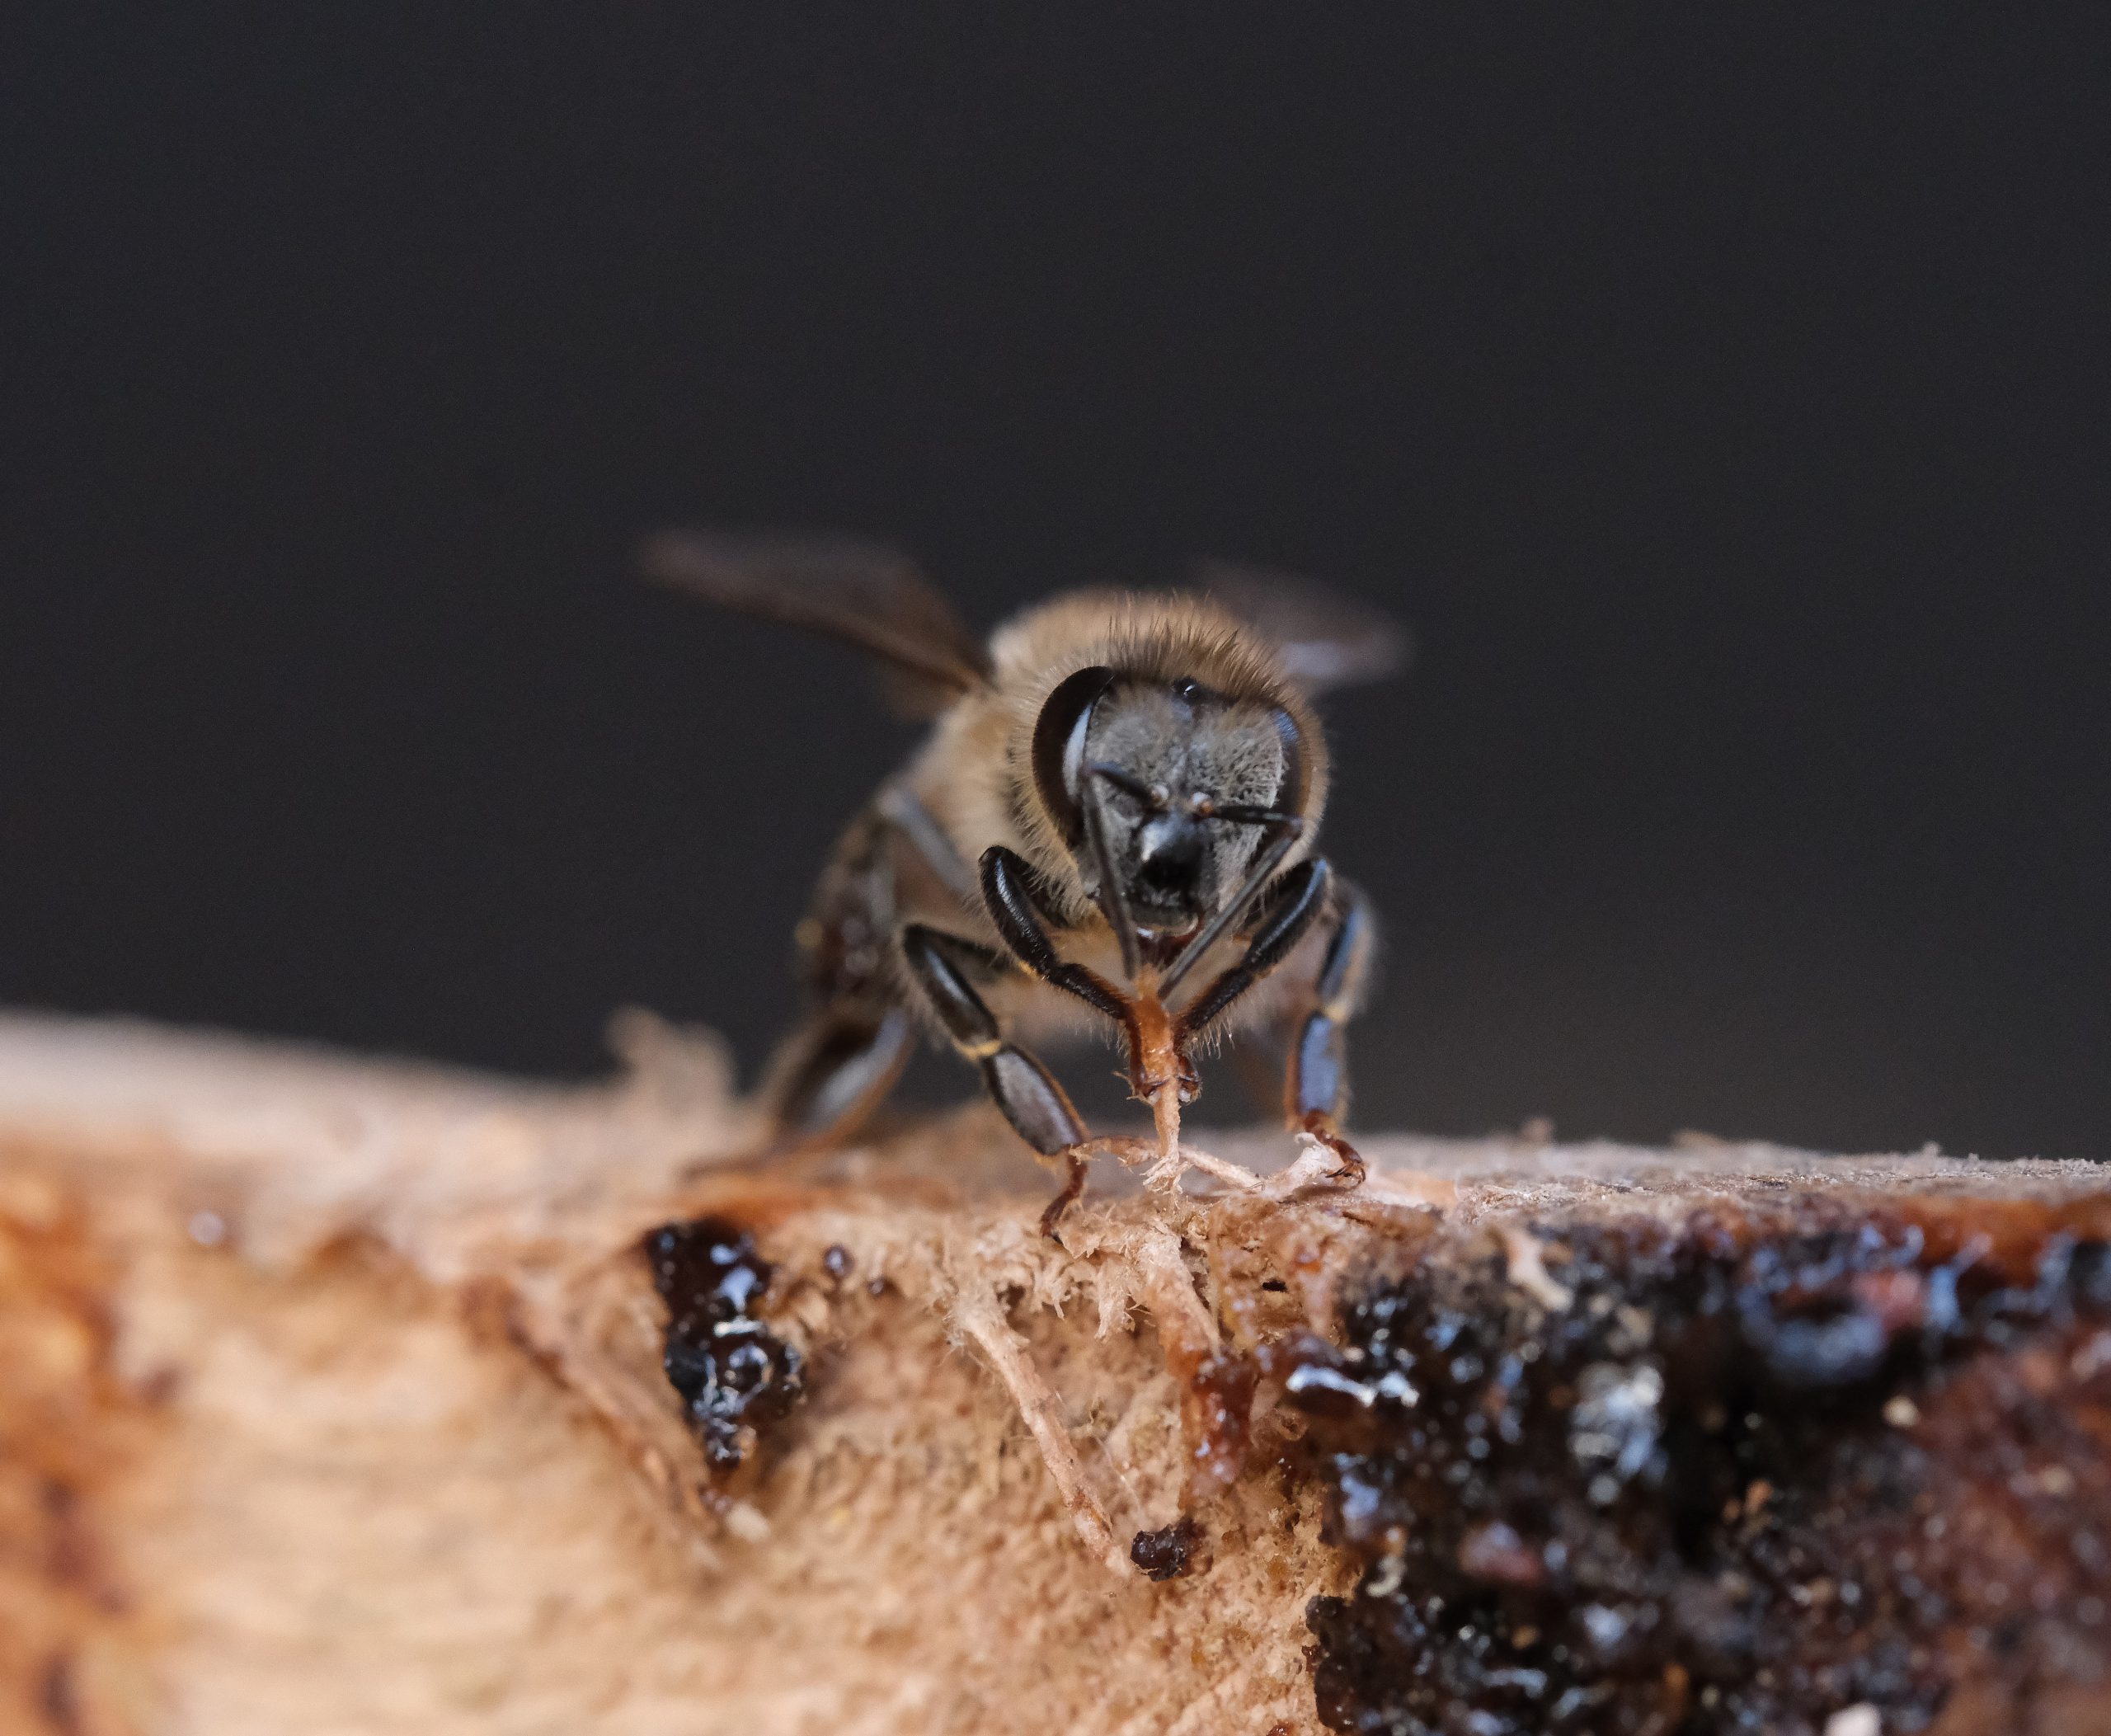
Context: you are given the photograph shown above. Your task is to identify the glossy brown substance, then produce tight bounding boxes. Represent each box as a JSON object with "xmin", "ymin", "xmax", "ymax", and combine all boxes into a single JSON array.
[
  {"xmin": 1288, "ymin": 1196, "xmax": 2111, "ymax": 1735},
  {"xmin": 1131, "ymin": 1514, "xmax": 1200, "ymax": 1582},
  {"xmin": 648, "ymin": 1218, "xmax": 806, "ymax": 1470}
]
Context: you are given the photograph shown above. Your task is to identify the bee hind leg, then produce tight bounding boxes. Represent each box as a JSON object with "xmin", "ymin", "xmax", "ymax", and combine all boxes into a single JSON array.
[
  {"xmin": 898, "ymin": 924, "xmax": 1098, "ymax": 1235},
  {"xmin": 760, "ymin": 1002, "xmax": 918, "ymax": 1152}
]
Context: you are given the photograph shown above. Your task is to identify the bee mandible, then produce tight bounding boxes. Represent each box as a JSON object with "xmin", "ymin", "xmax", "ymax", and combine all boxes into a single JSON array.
[{"xmin": 644, "ymin": 534, "xmax": 1401, "ymax": 1233}]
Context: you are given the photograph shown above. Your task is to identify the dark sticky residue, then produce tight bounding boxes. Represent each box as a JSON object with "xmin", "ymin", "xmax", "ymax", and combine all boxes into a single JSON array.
[
  {"xmin": 649, "ymin": 1218, "xmax": 806, "ymax": 1470},
  {"xmin": 1131, "ymin": 1513, "xmax": 1200, "ymax": 1581},
  {"xmin": 1286, "ymin": 1199, "xmax": 2111, "ymax": 1734}
]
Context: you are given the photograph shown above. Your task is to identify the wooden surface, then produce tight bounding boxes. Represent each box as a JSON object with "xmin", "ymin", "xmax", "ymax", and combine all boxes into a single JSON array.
[{"xmin": 0, "ymin": 1011, "xmax": 2101, "ymax": 1735}]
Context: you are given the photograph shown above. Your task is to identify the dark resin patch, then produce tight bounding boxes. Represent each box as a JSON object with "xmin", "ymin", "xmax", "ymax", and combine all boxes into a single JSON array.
[
  {"xmin": 648, "ymin": 1218, "xmax": 805, "ymax": 1470},
  {"xmin": 1131, "ymin": 1514, "xmax": 1199, "ymax": 1581},
  {"xmin": 1287, "ymin": 1198, "xmax": 2111, "ymax": 1735}
]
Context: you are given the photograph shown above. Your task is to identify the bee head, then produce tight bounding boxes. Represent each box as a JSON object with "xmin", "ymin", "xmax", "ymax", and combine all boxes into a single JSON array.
[{"xmin": 1029, "ymin": 666, "xmax": 1307, "ymax": 937}]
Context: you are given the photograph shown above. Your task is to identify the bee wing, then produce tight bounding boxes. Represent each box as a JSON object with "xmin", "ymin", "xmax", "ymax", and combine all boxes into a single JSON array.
[
  {"xmin": 1192, "ymin": 559, "xmax": 1409, "ymax": 693},
  {"xmin": 642, "ymin": 530, "xmax": 990, "ymax": 717}
]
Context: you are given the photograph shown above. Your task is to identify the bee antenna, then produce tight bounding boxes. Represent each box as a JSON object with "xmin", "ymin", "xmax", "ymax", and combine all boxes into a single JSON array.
[
  {"xmin": 1200, "ymin": 803, "xmax": 1300, "ymax": 830},
  {"xmin": 1083, "ymin": 763, "xmax": 1168, "ymax": 812},
  {"xmin": 1080, "ymin": 764, "xmax": 1147, "ymax": 981}
]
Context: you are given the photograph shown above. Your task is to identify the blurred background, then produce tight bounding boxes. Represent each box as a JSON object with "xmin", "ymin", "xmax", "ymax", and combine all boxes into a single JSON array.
[{"xmin": 2, "ymin": 10, "xmax": 2104, "ymax": 1157}]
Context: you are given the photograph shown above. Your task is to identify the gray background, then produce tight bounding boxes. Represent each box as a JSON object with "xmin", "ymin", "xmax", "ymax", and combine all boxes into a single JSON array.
[{"xmin": 3, "ymin": 9, "xmax": 2106, "ymax": 1156}]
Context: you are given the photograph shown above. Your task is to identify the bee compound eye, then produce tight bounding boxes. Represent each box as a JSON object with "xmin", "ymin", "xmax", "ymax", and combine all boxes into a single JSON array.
[{"xmin": 1030, "ymin": 665, "xmax": 1117, "ymax": 845}]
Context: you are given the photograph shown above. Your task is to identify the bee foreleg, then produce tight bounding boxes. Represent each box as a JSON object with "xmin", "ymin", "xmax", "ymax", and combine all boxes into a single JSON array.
[
  {"xmin": 976, "ymin": 849, "xmax": 1133, "ymax": 1023},
  {"xmin": 1171, "ymin": 859, "xmax": 1333, "ymax": 1043},
  {"xmin": 977, "ymin": 847, "xmax": 1197, "ymax": 1116},
  {"xmin": 898, "ymin": 923, "xmax": 1095, "ymax": 1233}
]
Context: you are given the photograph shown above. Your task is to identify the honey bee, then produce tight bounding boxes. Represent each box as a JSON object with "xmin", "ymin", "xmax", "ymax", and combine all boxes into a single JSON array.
[{"xmin": 644, "ymin": 533, "xmax": 1401, "ymax": 1233}]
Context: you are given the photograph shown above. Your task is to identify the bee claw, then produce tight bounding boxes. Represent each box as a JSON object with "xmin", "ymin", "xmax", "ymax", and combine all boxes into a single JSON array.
[
  {"xmin": 1038, "ymin": 1149, "xmax": 1092, "ymax": 1237},
  {"xmin": 1300, "ymin": 1134, "xmax": 1364, "ymax": 1187},
  {"xmin": 1248, "ymin": 1130, "xmax": 1364, "ymax": 1202}
]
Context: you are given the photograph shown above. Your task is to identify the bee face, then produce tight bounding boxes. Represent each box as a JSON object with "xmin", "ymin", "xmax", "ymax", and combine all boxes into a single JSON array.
[{"xmin": 1032, "ymin": 668, "xmax": 1303, "ymax": 936}]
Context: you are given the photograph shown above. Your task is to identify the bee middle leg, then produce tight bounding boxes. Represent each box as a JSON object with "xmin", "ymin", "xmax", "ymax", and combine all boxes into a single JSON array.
[
  {"xmin": 898, "ymin": 924, "xmax": 1098, "ymax": 1234},
  {"xmin": 1277, "ymin": 879, "xmax": 1375, "ymax": 1183},
  {"xmin": 1176, "ymin": 862, "xmax": 1372, "ymax": 1187}
]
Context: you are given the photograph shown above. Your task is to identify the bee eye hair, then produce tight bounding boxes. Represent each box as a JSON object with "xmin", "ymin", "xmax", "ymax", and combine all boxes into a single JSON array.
[{"xmin": 1271, "ymin": 707, "xmax": 1308, "ymax": 812}]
